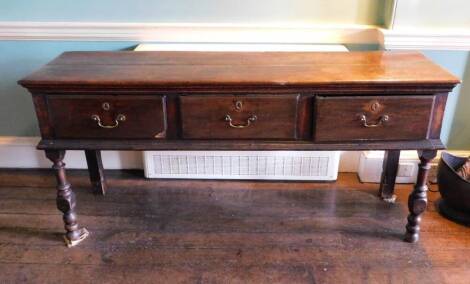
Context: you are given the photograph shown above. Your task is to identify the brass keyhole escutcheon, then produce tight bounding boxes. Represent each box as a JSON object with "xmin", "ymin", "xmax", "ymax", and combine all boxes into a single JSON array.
[
  {"xmin": 102, "ymin": 102, "xmax": 111, "ymax": 111},
  {"xmin": 235, "ymin": 100, "xmax": 243, "ymax": 112},
  {"xmin": 370, "ymin": 101, "xmax": 381, "ymax": 113}
]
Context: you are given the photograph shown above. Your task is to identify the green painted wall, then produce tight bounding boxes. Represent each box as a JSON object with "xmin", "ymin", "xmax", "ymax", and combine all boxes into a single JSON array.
[
  {"xmin": 382, "ymin": 0, "xmax": 397, "ymax": 28},
  {"xmin": 394, "ymin": 0, "xmax": 470, "ymax": 29},
  {"xmin": 448, "ymin": 55, "xmax": 470, "ymax": 149},
  {"xmin": 422, "ymin": 51, "xmax": 470, "ymax": 149},
  {"xmin": 0, "ymin": 41, "xmax": 137, "ymax": 136},
  {"xmin": 1, "ymin": 0, "xmax": 469, "ymax": 149},
  {"xmin": 2, "ymin": 0, "xmax": 386, "ymax": 25}
]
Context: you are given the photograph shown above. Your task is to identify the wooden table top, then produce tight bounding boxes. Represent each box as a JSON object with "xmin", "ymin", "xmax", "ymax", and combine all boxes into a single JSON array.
[{"xmin": 19, "ymin": 51, "xmax": 460, "ymax": 90}]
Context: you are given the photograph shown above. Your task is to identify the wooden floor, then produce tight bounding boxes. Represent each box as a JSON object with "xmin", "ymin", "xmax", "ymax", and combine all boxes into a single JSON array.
[{"xmin": 0, "ymin": 170, "xmax": 468, "ymax": 284}]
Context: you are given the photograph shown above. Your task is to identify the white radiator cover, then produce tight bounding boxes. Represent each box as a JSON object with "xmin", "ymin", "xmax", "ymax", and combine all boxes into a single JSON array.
[{"xmin": 143, "ymin": 151, "xmax": 340, "ymax": 181}]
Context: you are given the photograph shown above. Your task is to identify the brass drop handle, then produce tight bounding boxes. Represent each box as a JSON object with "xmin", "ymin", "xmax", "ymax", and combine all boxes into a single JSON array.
[
  {"xmin": 91, "ymin": 114, "xmax": 126, "ymax": 129},
  {"xmin": 358, "ymin": 114, "xmax": 389, "ymax": 128},
  {"xmin": 224, "ymin": 114, "xmax": 257, "ymax": 129}
]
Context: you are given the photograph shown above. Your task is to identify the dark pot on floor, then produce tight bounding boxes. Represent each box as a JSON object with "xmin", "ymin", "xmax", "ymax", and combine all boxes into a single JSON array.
[{"xmin": 437, "ymin": 152, "xmax": 470, "ymax": 224}]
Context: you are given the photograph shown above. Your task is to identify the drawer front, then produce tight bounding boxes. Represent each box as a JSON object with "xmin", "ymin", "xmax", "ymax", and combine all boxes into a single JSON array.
[
  {"xmin": 314, "ymin": 96, "xmax": 434, "ymax": 142},
  {"xmin": 47, "ymin": 95, "xmax": 166, "ymax": 139},
  {"xmin": 180, "ymin": 95, "xmax": 299, "ymax": 139}
]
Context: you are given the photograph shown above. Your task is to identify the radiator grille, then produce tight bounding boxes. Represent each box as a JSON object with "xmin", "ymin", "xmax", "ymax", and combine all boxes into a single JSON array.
[{"xmin": 144, "ymin": 151, "xmax": 340, "ymax": 180}]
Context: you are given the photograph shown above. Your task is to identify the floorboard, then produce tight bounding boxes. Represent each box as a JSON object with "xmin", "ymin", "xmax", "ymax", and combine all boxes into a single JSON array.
[{"xmin": 0, "ymin": 170, "xmax": 468, "ymax": 284}]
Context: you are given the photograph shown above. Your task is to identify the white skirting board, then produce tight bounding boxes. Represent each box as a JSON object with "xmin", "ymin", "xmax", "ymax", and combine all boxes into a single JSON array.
[
  {"xmin": 358, "ymin": 150, "xmax": 470, "ymax": 184},
  {"xmin": 0, "ymin": 137, "xmax": 143, "ymax": 169},
  {"xmin": 0, "ymin": 136, "xmax": 359, "ymax": 173},
  {"xmin": 358, "ymin": 151, "xmax": 423, "ymax": 184},
  {"xmin": 3, "ymin": 137, "xmax": 467, "ymax": 184}
]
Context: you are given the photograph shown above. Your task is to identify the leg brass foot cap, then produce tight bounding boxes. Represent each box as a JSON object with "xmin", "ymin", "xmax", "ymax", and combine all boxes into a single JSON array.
[
  {"xmin": 64, "ymin": 228, "xmax": 90, "ymax": 248},
  {"xmin": 403, "ymin": 233, "xmax": 419, "ymax": 243},
  {"xmin": 382, "ymin": 194, "xmax": 397, "ymax": 204}
]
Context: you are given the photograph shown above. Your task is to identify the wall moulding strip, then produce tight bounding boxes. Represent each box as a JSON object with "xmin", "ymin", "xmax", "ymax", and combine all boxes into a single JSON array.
[
  {"xmin": 381, "ymin": 28, "xmax": 470, "ymax": 50},
  {"xmin": 2, "ymin": 21, "xmax": 470, "ymax": 50},
  {"xmin": 0, "ymin": 21, "xmax": 381, "ymax": 44}
]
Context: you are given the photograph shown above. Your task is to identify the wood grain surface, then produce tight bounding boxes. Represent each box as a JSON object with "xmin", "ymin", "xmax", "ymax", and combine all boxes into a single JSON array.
[
  {"xmin": 0, "ymin": 170, "xmax": 468, "ymax": 283},
  {"xmin": 19, "ymin": 51, "xmax": 459, "ymax": 91}
]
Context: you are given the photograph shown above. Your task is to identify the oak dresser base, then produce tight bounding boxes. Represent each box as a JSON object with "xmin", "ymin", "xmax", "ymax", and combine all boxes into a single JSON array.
[{"xmin": 19, "ymin": 51, "xmax": 460, "ymax": 246}]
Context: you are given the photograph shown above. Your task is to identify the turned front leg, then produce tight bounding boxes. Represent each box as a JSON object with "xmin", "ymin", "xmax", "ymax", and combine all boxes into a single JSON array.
[
  {"xmin": 45, "ymin": 150, "xmax": 89, "ymax": 247},
  {"xmin": 404, "ymin": 149, "xmax": 437, "ymax": 243}
]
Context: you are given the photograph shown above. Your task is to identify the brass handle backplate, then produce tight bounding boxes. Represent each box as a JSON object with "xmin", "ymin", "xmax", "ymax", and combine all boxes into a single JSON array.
[
  {"xmin": 91, "ymin": 114, "xmax": 126, "ymax": 129},
  {"xmin": 358, "ymin": 114, "xmax": 389, "ymax": 128},
  {"xmin": 224, "ymin": 114, "xmax": 257, "ymax": 129}
]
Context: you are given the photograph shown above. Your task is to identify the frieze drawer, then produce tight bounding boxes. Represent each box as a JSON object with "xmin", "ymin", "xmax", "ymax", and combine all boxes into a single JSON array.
[
  {"xmin": 180, "ymin": 95, "xmax": 299, "ymax": 139},
  {"xmin": 314, "ymin": 96, "xmax": 435, "ymax": 142},
  {"xmin": 46, "ymin": 95, "xmax": 166, "ymax": 139}
]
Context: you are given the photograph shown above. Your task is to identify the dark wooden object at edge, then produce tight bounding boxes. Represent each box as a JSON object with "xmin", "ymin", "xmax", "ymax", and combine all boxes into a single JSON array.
[
  {"xmin": 379, "ymin": 150, "xmax": 401, "ymax": 202},
  {"xmin": 19, "ymin": 51, "xmax": 460, "ymax": 246},
  {"xmin": 84, "ymin": 150, "xmax": 106, "ymax": 195}
]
